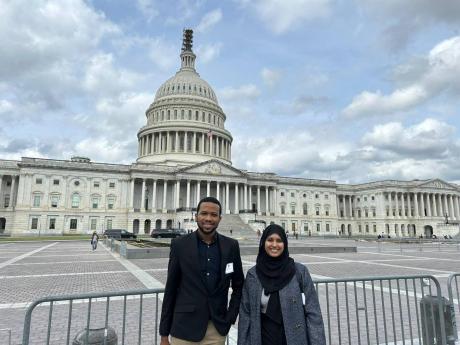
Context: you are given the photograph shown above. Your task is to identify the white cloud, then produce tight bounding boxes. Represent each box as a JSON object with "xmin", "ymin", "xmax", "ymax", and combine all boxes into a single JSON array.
[
  {"xmin": 148, "ymin": 38, "xmax": 179, "ymax": 70},
  {"xmin": 89, "ymin": 92, "xmax": 151, "ymax": 136},
  {"xmin": 218, "ymin": 84, "xmax": 261, "ymax": 102},
  {"xmin": 196, "ymin": 9, "xmax": 222, "ymax": 33},
  {"xmin": 357, "ymin": 0, "xmax": 460, "ymax": 51},
  {"xmin": 239, "ymin": 0, "xmax": 331, "ymax": 34},
  {"xmin": 231, "ymin": 128, "xmax": 354, "ymax": 178},
  {"xmin": 343, "ymin": 36, "xmax": 460, "ymax": 118},
  {"xmin": 136, "ymin": 0, "xmax": 159, "ymax": 22},
  {"xmin": 83, "ymin": 53, "xmax": 142, "ymax": 97},
  {"xmin": 195, "ymin": 43, "xmax": 223, "ymax": 63},
  {"xmin": 0, "ymin": 0, "xmax": 118, "ymax": 80},
  {"xmin": 362, "ymin": 118, "xmax": 456, "ymax": 158},
  {"xmin": 261, "ymin": 68, "xmax": 282, "ymax": 87},
  {"xmin": 0, "ymin": 100, "xmax": 14, "ymax": 114},
  {"xmin": 74, "ymin": 137, "xmax": 134, "ymax": 163}
]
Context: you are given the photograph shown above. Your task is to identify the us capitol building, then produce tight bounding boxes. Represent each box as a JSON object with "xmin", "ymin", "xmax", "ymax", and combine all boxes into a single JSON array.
[{"xmin": 0, "ymin": 30, "xmax": 459, "ymax": 239}]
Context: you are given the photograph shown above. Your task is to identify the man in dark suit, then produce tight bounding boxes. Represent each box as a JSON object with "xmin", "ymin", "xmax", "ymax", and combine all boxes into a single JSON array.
[{"xmin": 160, "ymin": 196, "xmax": 244, "ymax": 345}]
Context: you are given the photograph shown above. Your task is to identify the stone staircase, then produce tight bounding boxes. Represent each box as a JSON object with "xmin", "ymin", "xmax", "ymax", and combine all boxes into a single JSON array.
[{"xmin": 218, "ymin": 214, "xmax": 257, "ymax": 239}]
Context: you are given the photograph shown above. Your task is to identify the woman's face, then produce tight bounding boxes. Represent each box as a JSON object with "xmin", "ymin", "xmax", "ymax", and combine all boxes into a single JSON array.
[{"xmin": 264, "ymin": 233, "xmax": 285, "ymax": 258}]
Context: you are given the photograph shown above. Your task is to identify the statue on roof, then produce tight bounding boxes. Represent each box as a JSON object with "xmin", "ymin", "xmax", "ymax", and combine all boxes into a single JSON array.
[{"xmin": 182, "ymin": 29, "xmax": 193, "ymax": 52}]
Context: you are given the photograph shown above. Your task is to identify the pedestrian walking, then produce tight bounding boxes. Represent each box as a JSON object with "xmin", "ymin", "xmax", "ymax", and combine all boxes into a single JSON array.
[{"xmin": 91, "ymin": 231, "xmax": 99, "ymax": 251}]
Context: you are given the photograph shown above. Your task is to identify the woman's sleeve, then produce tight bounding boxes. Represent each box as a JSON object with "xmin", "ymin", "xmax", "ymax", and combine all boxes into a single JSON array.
[
  {"xmin": 237, "ymin": 278, "xmax": 251, "ymax": 345},
  {"xmin": 302, "ymin": 265, "xmax": 326, "ymax": 345}
]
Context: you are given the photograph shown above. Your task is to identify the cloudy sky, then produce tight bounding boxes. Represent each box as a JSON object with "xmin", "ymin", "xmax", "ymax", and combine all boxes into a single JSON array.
[{"xmin": 1, "ymin": 0, "xmax": 460, "ymax": 184}]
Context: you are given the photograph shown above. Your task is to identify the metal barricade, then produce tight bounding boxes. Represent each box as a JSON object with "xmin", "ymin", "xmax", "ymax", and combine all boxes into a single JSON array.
[
  {"xmin": 314, "ymin": 274, "xmax": 449, "ymax": 345},
  {"xmin": 22, "ymin": 275, "xmax": 457, "ymax": 345},
  {"xmin": 448, "ymin": 273, "xmax": 460, "ymax": 343},
  {"xmin": 22, "ymin": 288, "xmax": 163, "ymax": 345}
]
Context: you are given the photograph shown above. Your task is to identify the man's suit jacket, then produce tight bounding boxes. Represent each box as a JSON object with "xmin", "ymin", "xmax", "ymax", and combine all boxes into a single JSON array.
[{"xmin": 159, "ymin": 231, "xmax": 244, "ymax": 342}]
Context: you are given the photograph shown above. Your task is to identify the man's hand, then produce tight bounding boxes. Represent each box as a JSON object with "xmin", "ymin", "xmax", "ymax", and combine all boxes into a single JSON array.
[{"xmin": 160, "ymin": 335, "xmax": 170, "ymax": 345}]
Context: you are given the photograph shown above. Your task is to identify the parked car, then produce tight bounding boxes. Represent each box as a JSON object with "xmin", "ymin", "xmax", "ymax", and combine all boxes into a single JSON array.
[
  {"xmin": 151, "ymin": 228, "xmax": 187, "ymax": 238},
  {"xmin": 103, "ymin": 229, "xmax": 137, "ymax": 240}
]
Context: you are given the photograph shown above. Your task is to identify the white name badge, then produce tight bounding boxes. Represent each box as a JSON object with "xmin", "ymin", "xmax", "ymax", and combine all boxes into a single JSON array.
[{"xmin": 225, "ymin": 262, "xmax": 234, "ymax": 274}]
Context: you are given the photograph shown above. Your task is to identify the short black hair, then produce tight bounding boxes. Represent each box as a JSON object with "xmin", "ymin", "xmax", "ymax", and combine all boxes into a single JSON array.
[{"xmin": 196, "ymin": 196, "xmax": 222, "ymax": 216}]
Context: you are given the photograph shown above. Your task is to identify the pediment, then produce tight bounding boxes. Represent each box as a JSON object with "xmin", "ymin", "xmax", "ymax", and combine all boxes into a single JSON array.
[
  {"xmin": 417, "ymin": 179, "xmax": 457, "ymax": 190},
  {"xmin": 178, "ymin": 160, "xmax": 245, "ymax": 177}
]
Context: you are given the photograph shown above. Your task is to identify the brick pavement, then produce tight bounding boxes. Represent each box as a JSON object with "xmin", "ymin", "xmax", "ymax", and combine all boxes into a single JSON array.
[{"xmin": 0, "ymin": 238, "xmax": 459, "ymax": 344}]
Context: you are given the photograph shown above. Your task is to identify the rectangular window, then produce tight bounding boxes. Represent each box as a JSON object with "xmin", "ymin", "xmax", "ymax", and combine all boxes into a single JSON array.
[
  {"xmin": 326, "ymin": 224, "xmax": 330, "ymax": 232},
  {"xmin": 36, "ymin": 178, "xmax": 42, "ymax": 184},
  {"xmin": 109, "ymin": 182, "xmax": 115, "ymax": 188},
  {"xmin": 373, "ymin": 224, "xmax": 377, "ymax": 233},
  {"xmin": 316, "ymin": 208, "xmax": 320, "ymax": 216},
  {"xmin": 90, "ymin": 218, "xmax": 97, "ymax": 230},
  {"xmin": 290, "ymin": 192, "xmax": 295, "ymax": 197},
  {"xmin": 33, "ymin": 195, "xmax": 41, "ymax": 207},
  {"xmin": 51, "ymin": 196, "xmax": 58, "ymax": 208},
  {"xmin": 316, "ymin": 223, "xmax": 320, "ymax": 232},
  {"xmin": 70, "ymin": 219, "xmax": 78, "ymax": 230},
  {"xmin": 107, "ymin": 197, "xmax": 115, "ymax": 209},
  {"xmin": 31, "ymin": 218, "xmax": 38, "ymax": 230},
  {"xmin": 325, "ymin": 209, "xmax": 329, "ymax": 216},
  {"xmin": 280, "ymin": 192, "xmax": 285, "ymax": 197},
  {"xmin": 325, "ymin": 194, "xmax": 329, "ymax": 199},
  {"xmin": 71, "ymin": 194, "xmax": 80, "ymax": 208},
  {"xmin": 92, "ymin": 198, "xmax": 99, "ymax": 209},
  {"xmin": 93, "ymin": 182, "xmax": 100, "ymax": 188},
  {"xmin": 281, "ymin": 222, "xmax": 286, "ymax": 230},
  {"xmin": 106, "ymin": 219, "xmax": 113, "ymax": 230},
  {"xmin": 4, "ymin": 196, "xmax": 10, "ymax": 208},
  {"xmin": 291, "ymin": 206, "xmax": 295, "ymax": 215},
  {"xmin": 49, "ymin": 218, "xmax": 56, "ymax": 230},
  {"xmin": 358, "ymin": 225, "xmax": 362, "ymax": 233},
  {"xmin": 280, "ymin": 205, "xmax": 285, "ymax": 215},
  {"xmin": 53, "ymin": 179, "xmax": 59, "ymax": 185}
]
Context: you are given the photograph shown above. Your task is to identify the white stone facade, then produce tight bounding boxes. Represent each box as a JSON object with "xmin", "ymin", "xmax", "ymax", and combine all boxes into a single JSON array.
[
  {"xmin": 1, "ymin": 30, "xmax": 459, "ymax": 238},
  {"xmin": 0, "ymin": 158, "xmax": 459, "ymax": 237}
]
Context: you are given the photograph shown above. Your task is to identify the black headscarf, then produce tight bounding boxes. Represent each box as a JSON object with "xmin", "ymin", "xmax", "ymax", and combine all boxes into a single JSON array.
[{"xmin": 256, "ymin": 224, "xmax": 296, "ymax": 294}]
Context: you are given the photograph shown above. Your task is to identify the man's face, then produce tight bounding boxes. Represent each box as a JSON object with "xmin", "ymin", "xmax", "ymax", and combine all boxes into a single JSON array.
[{"xmin": 196, "ymin": 202, "xmax": 221, "ymax": 235}]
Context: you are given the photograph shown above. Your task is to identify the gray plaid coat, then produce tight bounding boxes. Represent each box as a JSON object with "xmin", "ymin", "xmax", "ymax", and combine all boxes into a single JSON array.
[{"xmin": 237, "ymin": 263, "xmax": 326, "ymax": 345}]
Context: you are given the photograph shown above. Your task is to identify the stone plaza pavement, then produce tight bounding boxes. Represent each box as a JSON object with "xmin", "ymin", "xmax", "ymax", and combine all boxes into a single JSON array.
[{"xmin": 1, "ymin": 238, "xmax": 459, "ymax": 344}]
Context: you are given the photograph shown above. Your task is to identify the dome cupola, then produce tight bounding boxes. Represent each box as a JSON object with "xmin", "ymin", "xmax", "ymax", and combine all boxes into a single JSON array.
[{"xmin": 137, "ymin": 29, "xmax": 233, "ymax": 167}]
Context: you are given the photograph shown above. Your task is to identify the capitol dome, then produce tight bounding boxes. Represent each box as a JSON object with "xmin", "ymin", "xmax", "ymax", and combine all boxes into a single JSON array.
[
  {"xmin": 137, "ymin": 29, "xmax": 233, "ymax": 167},
  {"xmin": 154, "ymin": 70, "xmax": 218, "ymax": 104}
]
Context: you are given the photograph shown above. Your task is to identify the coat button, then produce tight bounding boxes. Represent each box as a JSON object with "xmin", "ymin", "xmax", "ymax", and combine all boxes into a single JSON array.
[{"xmin": 295, "ymin": 324, "xmax": 301, "ymax": 329}]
